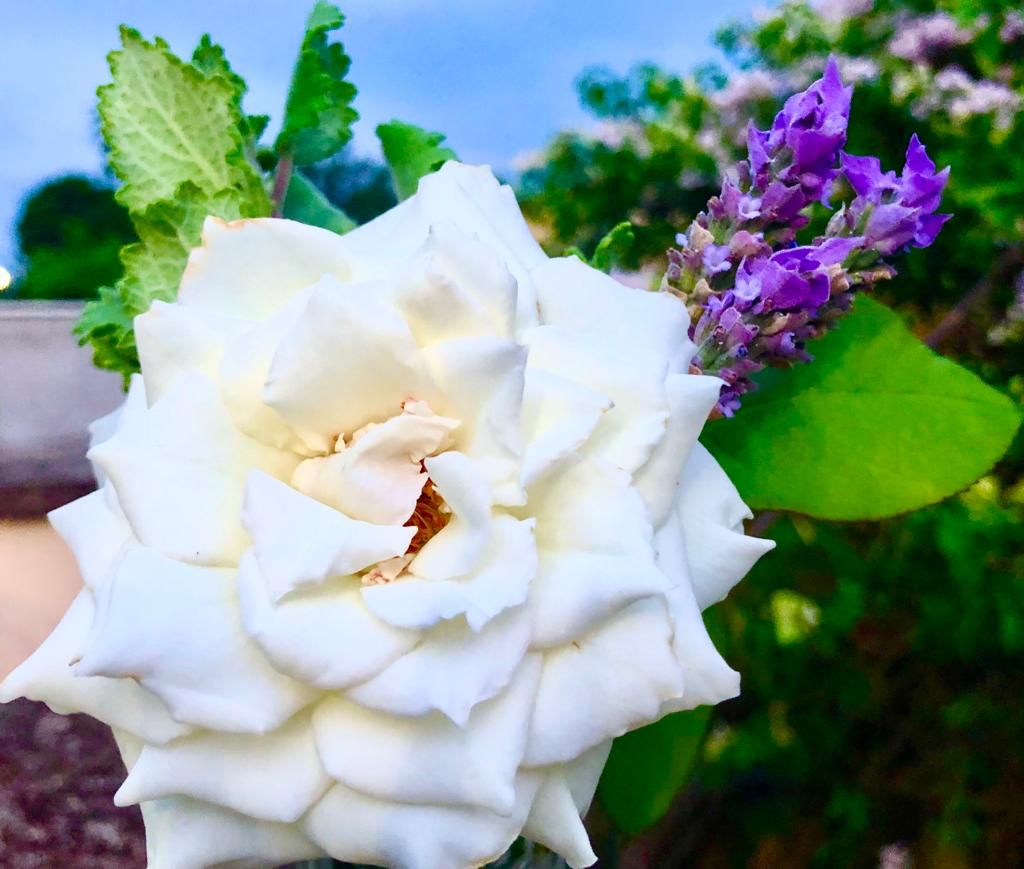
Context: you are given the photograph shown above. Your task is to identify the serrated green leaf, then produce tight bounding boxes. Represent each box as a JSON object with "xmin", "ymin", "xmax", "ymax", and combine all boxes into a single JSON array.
[
  {"xmin": 120, "ymin": 183, "xmax": 245, "ymax": 304},
  {"xmin": 282, "ymin": 170, "xmax": 357, "ymax": 234},
  {"xmin": 598, "ymin": 708, "xmax": 712, "ymax": 834},
  {"xmin": 191, "ymin": 34, "xmax": 246, "ymax": 95},
  {"xmin": 100, "ymin": 27, "xmax": 267, "ymax": 215},
  {"xmin": 76, "ymin": 183, "xmax": 246, "ymax": 381},
  {"xmin": 245, "ymin": 114, "xmax": 271, "ymax": 143},
  {"xmin": 591, "ymin": 221, "xmax": 635, "ymax": 273},
  {"xmin": 377, "ymin": 120, "xmax": 457, "ymax": 200},
  {"xmin": 702, "ymin": 297, "xmax": 1023, "ymax": 520},
  {"xmin": 276, "ymin": 2, "xmax": 358, "ymax": 166},
  {"xmin": 75, "ymin": 285, "xmax": 141, "ymax": 385}
]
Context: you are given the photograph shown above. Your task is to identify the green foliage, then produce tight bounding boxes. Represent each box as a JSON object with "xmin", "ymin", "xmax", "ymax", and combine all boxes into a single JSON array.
[
  {"xmin": 8, "ymin": 176, "xmax": 133, "ymax": 301},
  {"xmin": 590, "ymin": 221, "xmax": 635, "ymax": 273},
  {"xmin": 302, "ymin": 148, "xmax": 398, "ymax": 225},
  {"xmin": 598, "ymin": 708, "xmax": 712, "ymax": 834},
  {"xmin": 276, "ymin": 2, "xmax": 358, "ymax": 166},
  {"xmin": 283, "ymin": 170, "xmax": 357, "ymax": 234},
  {"xmin": 703, "ymin": 297, "xmax": 1022, "ymax": 519},
  {"xmin": 520, "ymin": 0, "xmax": 1024, "ymax": 860},
  {"xmin": 377, "ymin": 120, "xmax": 457, "ymax": 200},
  {"xmin": 79, "ymin": 27, "xmax": 271, "ymax": 379},
  {"xmin": 75, "ymin": 183, "xmax": 247, "ymax": 382},
  {"xmin": 99, "ymin": 28, "xmax": 267, "ymax": 215}
]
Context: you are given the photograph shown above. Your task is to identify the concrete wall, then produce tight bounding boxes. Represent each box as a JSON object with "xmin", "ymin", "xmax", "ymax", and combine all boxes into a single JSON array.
[{"xmin": 0, "ymin": 302, "xmax": 123, "ymax": 491}]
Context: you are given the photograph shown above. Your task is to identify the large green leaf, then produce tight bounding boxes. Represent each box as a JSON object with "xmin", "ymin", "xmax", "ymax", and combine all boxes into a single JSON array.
[
  {"xmin": 703, "ymin": 297, "xmax": 1022, "ymax": 520},
  {"xmin": 282, "ymin": 171, "xmax": 357, "ymax": 234},
  {"xmin": 598, "ymin": 708, "xmax": 712, "ymax": 834},
  {"xmin": 377, "ymin": 120, "xmax": 457, "ymax": 200},
  {"xmin": 99, "ymin": 28, "xmax": 267, "ymax": 215},
  {"xmin": 276, "ymin": 2, "xmax": 358, "ymax": 166}
]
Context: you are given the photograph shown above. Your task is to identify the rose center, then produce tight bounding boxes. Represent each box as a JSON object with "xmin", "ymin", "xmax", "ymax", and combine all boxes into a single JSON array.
[{"xmin": 406, "ymin": 475, "xmax": 451, "ymax": 556}]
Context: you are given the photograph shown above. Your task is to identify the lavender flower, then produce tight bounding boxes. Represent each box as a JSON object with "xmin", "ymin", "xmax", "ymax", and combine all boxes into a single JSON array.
[
  {"xmin": 665, "ymin": 61, "xmax": 951, "ymax": 416},
  {"xmin": 839, "ymin": 135, "xmax": 951, "ymax": 253}
]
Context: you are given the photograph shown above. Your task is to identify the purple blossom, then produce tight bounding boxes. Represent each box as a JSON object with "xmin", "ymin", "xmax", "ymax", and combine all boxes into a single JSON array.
[
  {"xmin": 747, "ymin": 57, "xmax": 853, "ymax": 202},
  {"xmin": 702, "ymin": 244, "xmax": 732, "ymax": 275},
  {"xmin": 841, "ymin": 135, "xmax": 951, "ymax": 254},
  {"xmin": 664, "ymin": 60, "xmax": 951, "ymax": 416}
]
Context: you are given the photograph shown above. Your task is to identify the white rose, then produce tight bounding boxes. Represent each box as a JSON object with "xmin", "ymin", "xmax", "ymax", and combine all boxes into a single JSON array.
[{"xmin": 1, "ymin": 163, "xmax": 772, "ymax": 869}]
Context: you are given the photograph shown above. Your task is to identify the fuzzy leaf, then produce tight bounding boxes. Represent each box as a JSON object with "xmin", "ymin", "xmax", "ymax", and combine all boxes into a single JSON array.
[
  {"xmin": 282, "ymin": 171, "xmax": 357, "ymax": 234},
  {"xmin": 377, "ymin": 120, "xmax": 457, "ymax": 200},
  {"xmin": 598, "ymin": 708, "xmax": 712, "ymax": 834},
  {"xmin": 703, "ymin": 297, "xmax": 1023, "ymax": 520},
  {"xmin": 276, "ymin": 2, "xmax": 358, "ymax": 166},
  {"xmin": 76, "ymin": 183, "xmax": 246, "ymax": 381},
  {"xmin": 100, "ymin": 27, "xmax": 267, "ymax": 215},
  {"xmin": 75, "ymin": 285, "xmax": 141, "ymax": 384}
]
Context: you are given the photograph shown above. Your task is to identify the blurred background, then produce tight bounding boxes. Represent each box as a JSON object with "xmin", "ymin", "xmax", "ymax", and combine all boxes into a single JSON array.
[{"xmin": 1, "ymin": 0, "xmax": 1022, "ymax": 867}]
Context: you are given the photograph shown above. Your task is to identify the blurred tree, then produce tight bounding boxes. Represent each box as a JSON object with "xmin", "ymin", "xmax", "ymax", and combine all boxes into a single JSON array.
[
  {"xmin": 9, "ymin": 175, "xmax": 134, "ymax": 301},
  {"xmin": 302, "ymin": 146, "xmax": 398, "ymax": 225},
  {"xmin": 520, "ymin": 1, "xmax": 1024, "ymax": 865}
]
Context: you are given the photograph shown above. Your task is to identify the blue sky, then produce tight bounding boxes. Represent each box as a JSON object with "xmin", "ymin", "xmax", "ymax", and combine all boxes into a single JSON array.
[{"xmin": 1, "ymin": 0, "xmax": 761, "ymax": 269}]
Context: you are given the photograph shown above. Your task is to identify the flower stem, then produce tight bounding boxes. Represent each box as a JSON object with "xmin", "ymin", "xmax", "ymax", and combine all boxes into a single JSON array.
[{"xmin": 271, "ymin": 152, "xmax": 295, "ymax": 218}]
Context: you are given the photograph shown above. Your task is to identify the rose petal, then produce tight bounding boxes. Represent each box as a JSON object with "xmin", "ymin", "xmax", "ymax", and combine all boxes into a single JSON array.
[
  {"xmin": 677, "ymin": 444, "xmax": 775, "ymax": 610},
  {"xmin": 238, "ymin": 550, "xmax": 417, "ymax": 690},
  {"xmin": 135, "ymin": 300, "xmax": 246, "ymax": 404},
  {"xmin": 140, "ymin": 793, "xmax": 325, "ymax": 868},
  {"xmin": 532, "ymin": 256, "xmax": 694, "ymax": 376},
  {"xmin": 519, "ymin": 368, "xmax": 612, "ymax": 487},
  {"xmin": 524, "ymin": 598, "xmax": 684, "ymax": 767},
  {"xmin": 633, "ymin": 374, "xmax": 723, "ymax": 528},
  {"xmin": 408, "ymin": 451, "xmax": 493, "ymax": 580},
  {"xmin": 362, "ymin": 514, "xmax": 536, "ymax": 632},
  {"xmin": 291, "ymin": 409, "xmax": 458, "ymax": 526},
  {"xmin": 314, "ymin": 655, "xmax": 540, "ymax": 813},
  {"xmin": 303, "ymin": 774, "xmax": 542, "ymax": 869},
  {"xmin": 75, "ymin": 546, "xmax": 317, "ymax": 733},
  {"xmin": 116, "ymin": 711, "xmax": 331, "ymax": 824},
  {"xmin": 653, "ymin": 517, "xmax": 742, "ymax": 710},
  {"xmin": 526, "ymin": 456, "xmax": 670, "ymax": 647},
  {"xmin": 242, "ymin": 471, "xmax": 414, "ymax": 602},
  {"xmin": 335, "ymin": 164, "xmax": 546, "ymax": 335},
  {"xmin": 219, "ymin": 287, "xmax": 331, "ymax": 455},
  {"xmin": 265, "ymin": 275, "xmax": 433, "ymax": 438},
  {"xmin": 179, "ymin": 216, "xmax": 351, "ymax": 320},
  {"xmin": 0, "ymin": 592, "xmax": 191, "ymax": 744},
  {"xmin": 47, "ymin": 488, "xmax": 132, "ymax": 591},
  {"xmin": 384, "ymin": 223, "xmax": 518, "ymax": 345},
  {"xmin": 89, "ymin": 372, "xmax": 300, "ymax": 567},
  {"xmin": 88, "ymin": 374, "xmax": 148, "ymax": 486},
  {"xmin": 524, "ymin": 323, "xmax": 669, "ymax": 473},
  {"xmin": 347, "ymin": 606, "xmax": 533, "ymax": 725},
  {"xmin": 422, "ymin": 336, "xmax": 527, "ymax": 506}
]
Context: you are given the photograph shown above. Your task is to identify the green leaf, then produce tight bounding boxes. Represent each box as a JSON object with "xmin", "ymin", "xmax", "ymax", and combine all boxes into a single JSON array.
[
  {"xmin": 702, "ymin": 297, "xmax": 1023, "ymax": 520},
  {"xmin": 591, "ymin": 221, "xmax": 635, "ymax": 273},
  {"xmin": 75, "ymin": 285, "xmax": 140, "ymax": 385},
  {"xmin": 598, "ymin": 708, "xmax": 712, "ymax": 834},
  {"xmin": 276, "ymin": 2, "xmax": 358, "ymax": 166},
  {"xmin": 76, "ymin": 183, "xmax": 246, "ymax": 381},
  {"xmin": 100, "ymin": 27, "xmax": 267, "ymax": 216},
  {"xmin": 377, "ymin": 120, "xmax": 457, "ymax": 200},
  {"xmin": 282, "ymin": 171, "xmax": 357, "ymax": 234}
]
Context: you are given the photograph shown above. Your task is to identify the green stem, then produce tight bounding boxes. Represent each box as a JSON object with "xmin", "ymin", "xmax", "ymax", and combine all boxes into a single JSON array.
[{"xmin": 271, "ymin": 152, "xmax": 295, "ymax": 218}]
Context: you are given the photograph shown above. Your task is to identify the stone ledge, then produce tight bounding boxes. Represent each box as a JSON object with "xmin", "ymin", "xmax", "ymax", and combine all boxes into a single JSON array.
[{"xmin": 0, "ymin": 302, "xmax": 123, "ymax": 512}]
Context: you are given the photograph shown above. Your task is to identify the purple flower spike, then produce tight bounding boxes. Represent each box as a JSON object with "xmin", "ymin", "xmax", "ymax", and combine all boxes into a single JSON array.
[
  {"xmin": 749, "ymin": 57, "xmax": 853, "ymax": 201},
  {"xmin": 665, "ymin": 61, "xmax": 950, "ymax": 416}
]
